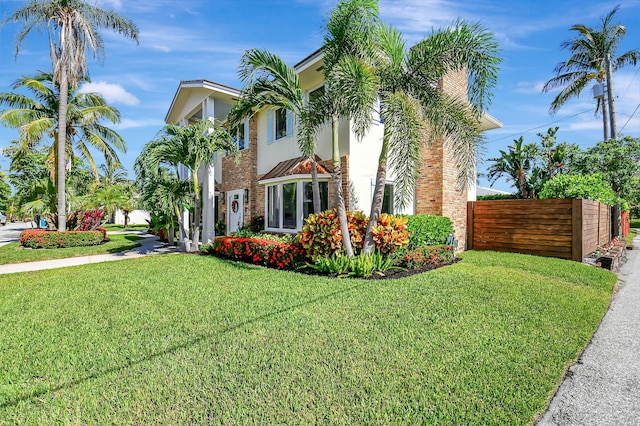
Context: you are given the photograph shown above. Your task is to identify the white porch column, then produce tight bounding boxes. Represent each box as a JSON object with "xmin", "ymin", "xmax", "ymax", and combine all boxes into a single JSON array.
[
  {"xmin": 202, "ymin": 163, "xmax": 216, "ymax": 243},
  {"xmin": 178, "ymin": 162, "xmax": 191, "ymax": 249}
]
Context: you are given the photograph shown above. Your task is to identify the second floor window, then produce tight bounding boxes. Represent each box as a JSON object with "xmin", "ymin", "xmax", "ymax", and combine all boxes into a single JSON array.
[{"xmin": 275, "ymin": 108, "xmax": 287, "ymax": 140}]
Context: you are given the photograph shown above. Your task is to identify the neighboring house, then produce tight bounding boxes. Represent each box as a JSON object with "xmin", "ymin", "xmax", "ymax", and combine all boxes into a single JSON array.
[
  {"xmin": 473, "ymin": 186, "xmax": 513, "ymax": 198},
  {"xmin": 164, "ymin": 50, "xmax": 502, "ymax": 249}
]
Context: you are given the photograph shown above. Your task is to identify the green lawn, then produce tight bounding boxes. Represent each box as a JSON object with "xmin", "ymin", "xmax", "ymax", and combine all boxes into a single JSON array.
[
  {"xmin": 103, "ymin": 224, "xmax": 149, "ymax": 231},
  {"xmin": 630, "ymin": 218, "xmax": 640, "ymax": 229},
  {"xmin": 0, "ymin": 251, "xmax": 616, "ymax": 424},
  {"xmin": 0, "ymin": 233, "xmax": 142, "ymax": 265}
]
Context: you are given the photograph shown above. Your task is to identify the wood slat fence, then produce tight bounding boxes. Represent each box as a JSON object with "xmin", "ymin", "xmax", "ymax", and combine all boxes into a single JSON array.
[{"xmin": 467, "ymin": 198, "xmax": 611, "ymax": 261}]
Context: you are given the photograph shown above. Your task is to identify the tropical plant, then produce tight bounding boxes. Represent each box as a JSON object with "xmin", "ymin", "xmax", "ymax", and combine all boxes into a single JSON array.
[
  {"xmin": 228, "ymin": 49, "xmax": 323, "ymax": 213},
  {"xmin": 0, "ymin": 171, "xmax": 10, "ymax": 212},
  {"xmin": 403, "ymin": 214, "xmax": 454, "ymax": 248},
  {"xmin": 542, "ymin": 5, "xmax": 640, "ymax": 139},
  {"xmin": 136, "ymin": 119, "xmax": 238, "ymax": 251},
  {"xmin": 362, "ymin": 20, "xmax": 500, "ymax": 253},
  {"xmin": 5, "ymin": 0, "xmax": 139, "ymax": 231},
  {"xmin": 320, "ymin": 0, "xmax": 380, "ymax": 258},
  {"xmin": 487, "ymin": 136, "xmax": 536, "ymax": 198},
  {"xmin": 0, "ymin": 72, "xmax": 126, "ymax": 182}
]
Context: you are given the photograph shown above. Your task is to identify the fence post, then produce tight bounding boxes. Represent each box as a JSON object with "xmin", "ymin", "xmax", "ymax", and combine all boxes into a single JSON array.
[
  {"xmin": 467, "ymin": 201, "xmax": 474, "ymax": 250},
  {"xmin": 572, "ymin": 198, "xmax": 583, "ymax": 262},
  {"xmin": 612, "ymin": 203, "xmax": 621, "ymax": 238}
]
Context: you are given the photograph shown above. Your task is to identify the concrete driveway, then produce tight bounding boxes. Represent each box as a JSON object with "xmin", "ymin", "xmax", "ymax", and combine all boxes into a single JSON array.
[
  {"xmin": 0, "ymin": 221, "xmax": 33, "ymax": 247},
  {"xmin": 537, "ymin": 232, "xmax": 640, "ymax": 425}
]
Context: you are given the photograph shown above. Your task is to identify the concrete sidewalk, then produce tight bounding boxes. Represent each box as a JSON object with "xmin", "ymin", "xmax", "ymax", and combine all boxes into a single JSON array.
[
  {"xmin": 537, "ymin": 232, "xmax": 640, "ymax": 425},
  {"xmin": 0, "ymin": 232, "xmax": 179, "ymax": 275}
]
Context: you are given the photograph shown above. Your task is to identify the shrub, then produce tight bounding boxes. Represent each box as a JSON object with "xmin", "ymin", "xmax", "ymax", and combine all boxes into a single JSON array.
[
  {"xmin": 477, "ymin": 193, "xmax": 518, "ymax": 200},
  {"xmin": 20, "ymin": 229, "xmax": 105, "ymax": 249},
  {"xmin": 210, "ymin": 236, "xmax": 306, "ymax": 270},
  {"xmin": 78, "ymin": 209, "xmax": 104, "ymax": 231},
  {"xmin": 306, "ymin": 253, "xmax": 351, "ymax": 275},
  {"xmin": 402, "ymin": 214, "xmax": 454, "ymax": 249},
  {"xmin": 247, "ymin": 215, "xmax": 265, "ymax": 232},
  {"xmin": 305, "ymin": 251, "xmax": 403, "ymax": 277},
  {"xmin": 539, "ymin": 173, "xmax": 618, "ymax": 205},
  {"xmin": 299, "ymin": 209, "xmax": 368, "ymax": 259},
  {"xmin": 395, "ymin": 245, "xmax": 455, "ymax": 269},
  {"xmin": 369, "ymin": 213, "xmax": 410, "ymax": 254}
]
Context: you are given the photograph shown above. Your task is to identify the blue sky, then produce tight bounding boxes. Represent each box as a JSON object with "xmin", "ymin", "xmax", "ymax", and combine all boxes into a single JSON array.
[{"xmin": 1, "ymin": 0, "xmax": 640, "ymax": 192}]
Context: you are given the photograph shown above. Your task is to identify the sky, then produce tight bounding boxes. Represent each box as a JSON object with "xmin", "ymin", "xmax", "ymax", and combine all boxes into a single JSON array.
[{"xmin": 1, "ymin": 0, "xmax": 640, "ymax": 193}]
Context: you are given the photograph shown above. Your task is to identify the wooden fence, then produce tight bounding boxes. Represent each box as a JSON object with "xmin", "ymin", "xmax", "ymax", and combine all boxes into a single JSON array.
[{"xmin": 467, "ymin": 198, "xmax": 611, "ymax": 261}]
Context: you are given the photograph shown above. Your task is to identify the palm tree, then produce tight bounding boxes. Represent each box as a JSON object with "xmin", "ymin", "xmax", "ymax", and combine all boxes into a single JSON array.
[
  {"xmin": 5, "ymin": 0, "xmax": 139, "ymax": 231},
  {"xmin": 228, "ymin": 48, "xmax": 323, "ymax": 213},
  {"xmin": 137, "ymin": 119, "xmax": 238, "ymax": 251},
  {"xmin": 321, "ymin": 0, "xmax": 380, "ymax": 257},
  {"xmin": 0, "ymin": 72, "xmax": 126, "ymax": 182},
  {"xmin": 487, "ymin": 137, "xmax": 536, "ymax": 199},
  {"xmin": 136, "ymin": 167, "xmax": 191, "ymax": 245},
  {"xmin": 361, "ymin": 21, "xmax": 500, "ymax": 253},
  {"xmin": 542, "ymin": 5, "xmax": 639, "ymax": 140}
]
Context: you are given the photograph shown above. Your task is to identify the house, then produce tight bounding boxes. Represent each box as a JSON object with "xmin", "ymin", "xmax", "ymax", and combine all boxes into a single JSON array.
[{"xmin": 164, "ymin": 50, "xmax": 502, "ymax": 250}]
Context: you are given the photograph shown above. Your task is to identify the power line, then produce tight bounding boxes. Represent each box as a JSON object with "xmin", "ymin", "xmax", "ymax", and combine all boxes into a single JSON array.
[
  {"xmin": 619, "ymin": 103, "xmax": 640, "ymax": 132},
  {"xmin": 486, "ymin": 109, "xmax": 593, "ymax": 143}
]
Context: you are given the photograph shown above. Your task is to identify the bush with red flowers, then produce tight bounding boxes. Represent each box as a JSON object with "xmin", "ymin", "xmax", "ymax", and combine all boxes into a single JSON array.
[
  {"xmin": 395, "ymin": 244, "xmax": 455, "ymax": 269},
  {"xmin": 20, "ymin": 228, "xmax": 107, "ymax": 249},
  {"xmin": 209, "ymin": 236, "xmax": 307, "ymax": 270}
]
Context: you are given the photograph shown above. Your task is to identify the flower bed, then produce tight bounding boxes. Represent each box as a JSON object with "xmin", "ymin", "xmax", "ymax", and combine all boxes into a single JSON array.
[
  {"xmin": 206, "ymin": 236, "xmax": 307, "ymax": 270},
  {"xmin": 20, "ymin": 228, "xmax": 107, "ymax": 249}
]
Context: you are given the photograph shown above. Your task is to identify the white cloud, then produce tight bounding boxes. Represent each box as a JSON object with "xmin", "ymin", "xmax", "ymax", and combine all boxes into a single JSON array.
[
  {"xmin": 114, "ymin": 118, "xmax": 165, "ymax": 130},
  {"xmin": 513, "ymin": 81, "xmax": 547, "ymax": 95},
  {"xmin": 80, "ymin": 81, "xmax": 140, "ymax": 105},
  {"xmin": 97, "ymin": 0, "xmax": 123, "ymax": 10}
]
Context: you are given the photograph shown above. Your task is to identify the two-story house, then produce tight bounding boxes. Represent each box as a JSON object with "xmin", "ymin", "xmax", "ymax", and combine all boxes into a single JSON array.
[{"xmin": 164, "ymin": 49, "xmax": 501, "ymax": 250}]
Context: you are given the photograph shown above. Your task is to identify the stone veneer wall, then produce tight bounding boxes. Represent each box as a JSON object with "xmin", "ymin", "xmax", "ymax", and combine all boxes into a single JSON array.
[
  {"xmin": 414, "ymin": 69, "xmax": 469, "ymax": 250},
  {"xmin": 219, "ymin": 116, "xmax": 259, "ymax": 229}
]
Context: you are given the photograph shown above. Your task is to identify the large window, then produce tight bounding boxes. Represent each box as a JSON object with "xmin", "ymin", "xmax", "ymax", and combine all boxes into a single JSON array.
[
  {"xmin": 265, "ymin": 180, "xmax": 329, "ymax": 232},
  {"xmin": 233, "ymin": 120, "xmax": 246, "ymax": 150}
]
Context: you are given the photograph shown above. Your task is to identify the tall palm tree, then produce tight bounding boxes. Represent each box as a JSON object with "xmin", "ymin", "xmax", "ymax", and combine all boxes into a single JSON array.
[
  {"xmin": 321, "ymin": 0, "xmax": 380, "ymax": 257},
  {"xmin": 0, "ymin": 72, "xmax": 126, "ymax": 182},
  {"xmin": 228, "ymin": 48, "xmax": 323, "ymax": 213},
  {"xmin": 542, "ymin": 5, "xmax": 639, "ymax": 140},
  {"xmin": 138, "ymin": 119, "xmax": 238, "ymax": 251},
  {"xmin": 5, "ymin": 0, "xmax": 139, "ymax": 231},
  {"xmin": 362, "ymin": 21, "xmax": 500, "ymax": 253},
  {"xmin": 487, "ymin": 136, "xmax": 536, "ymax": 199}
]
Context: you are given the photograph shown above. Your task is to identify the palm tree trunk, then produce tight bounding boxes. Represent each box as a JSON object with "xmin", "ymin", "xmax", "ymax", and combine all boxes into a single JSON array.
[
  {"xmin": 310, "ymin": 155, "xmax": 321, "ymax": 214},
  {"xmin": 56, "ymin": 70, "xmax": 68, "ymax": 232},
  {"xmin": 363, "ymin": 138, "xmax": 389, "ymax": 254},
  {"xmin": 331, "ymin": 114, "xmax": 354, "ymax": 257},
  {"xmin": 192, "ymin": 174, "xmax": 201, "ymax": 252}
]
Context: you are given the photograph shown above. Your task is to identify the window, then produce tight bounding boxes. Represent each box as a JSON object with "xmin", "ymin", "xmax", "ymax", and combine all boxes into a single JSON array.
[
  {"xmin": 381, "ymin": 183, "xmax": 394, "ymax": 214},
  {"xmin": 308, "ymin": 85, "xmax": 325, "ymax": 105},
  {"xmin": 267, "ymin": 185, "xmax": 280, "ymax": 228},
  {"xmin": 233, "ymin": 120, "xmax": 246, "ymax": 150},
  {"xmin": 267, "ymin": 108, "xmax": 293, "ymax": 144},
  {"xmin": 265, "ymin": 180, "xmax": 329, "ymax": 232},
  {"xmin": 303, "ymin": 181, "xmax": 328, "ymax": 219},
  {"xmin": 275, "ymin": 108, "xmax": 287, "ymax": 140}
]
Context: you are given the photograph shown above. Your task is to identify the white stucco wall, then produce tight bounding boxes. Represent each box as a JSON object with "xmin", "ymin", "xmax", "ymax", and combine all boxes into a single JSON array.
[{"xmin": 113, "ymin": 209, "xmax": 151, "ymax": 225}]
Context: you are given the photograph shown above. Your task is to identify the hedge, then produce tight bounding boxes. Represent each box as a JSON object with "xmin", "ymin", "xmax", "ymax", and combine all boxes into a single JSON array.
[
  {"xmin": 206, "ymin": 236, "xmax": 307, "ymax": 270},
  {"xmin": 20, "ymin": 228, "xmax": 106, "ymax": 249}
]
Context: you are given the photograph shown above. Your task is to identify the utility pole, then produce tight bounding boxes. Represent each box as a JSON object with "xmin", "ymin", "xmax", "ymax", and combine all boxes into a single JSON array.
[{"xmin": 593, "ymin": 83, "xmax": 608, "ymax": 140}]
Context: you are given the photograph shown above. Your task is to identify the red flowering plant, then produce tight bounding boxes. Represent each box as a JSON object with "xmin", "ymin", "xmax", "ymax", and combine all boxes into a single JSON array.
[
  {"xmin": 394, "ymin": 245, "xmax": 455, "ymax": 270},
  {"xmin": 20, "ymin": 229, "xmax": 105, "ymax": 249},
  {"xmin": 210, "ymin": 235, "xmax": 307, "ymax": 270},
  {"xmin": 78, "ymin": 209, "xmax": 104, "ymax": 231}
]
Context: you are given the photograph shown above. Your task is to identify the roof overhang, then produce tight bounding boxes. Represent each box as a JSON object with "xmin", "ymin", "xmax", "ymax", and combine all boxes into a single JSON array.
[
  {"xmin": 165, "ymin": 79, "xmax": 241, "ymax": 124},
  {"xmin": 480, "ymin": 112, "xmax": 503, "ymax": 132}
]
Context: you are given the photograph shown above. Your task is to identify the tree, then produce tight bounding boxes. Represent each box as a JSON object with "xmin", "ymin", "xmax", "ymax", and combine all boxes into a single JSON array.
[
  {"xmin": 0, "ymin": 72, "xmax": 126, "ymax": 182},
  {"xmin": 0, "ymin": 171, "xmax": 11, "ymax": 213},
  {"xmin": 137, "ymin": 119, "xmax": 238, "ymax": 251},
  {"xmin": 487, "ymin": 136, "xmax": 536, "ymax": 199},
  {"xmin": 228, "ymin": 48, "xmax": 323, "ymax": 213},
  {"xmin": 542, "ymin": 5, "xmax": 639, "ymax": 140},
  {"xmin": 572, "ymin": 136, "xmax": 640, "ymax": 199},
  {"xmin": 362, "ymin": 21, "xmax": 500, "ymax": 253},
  {"xmin": 321, "ymin": 0, "xmax": 380, "ymax": 257},
  {"xmin": 5, "ymin": 0, "xmax": 139, "ymax": 231}
]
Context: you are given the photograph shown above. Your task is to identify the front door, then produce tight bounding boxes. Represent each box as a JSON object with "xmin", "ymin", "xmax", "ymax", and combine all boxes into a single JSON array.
[{"xmin": 227, "ymin": 189, "xmax": 244, "ymax": 233}]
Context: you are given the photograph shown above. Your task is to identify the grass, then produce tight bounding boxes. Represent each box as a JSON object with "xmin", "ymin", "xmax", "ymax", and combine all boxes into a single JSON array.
[
  {"xmin": 102, "ymin": 224, "xmax": 149, "ymax": 231},
  {"xmin": 0, "ymin": 233, "xmax": 142, "ymax": 265},
  {"xmin": 625, "ymin": 228, "xmax": 637, "ymax": 247},
  {"xmin": 0, "ymin": 251, "xmax": 616, "ymax": 424},
  {"xmin": 630, "ymin": 218, "xmax": 640, "ymax": 229}
]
